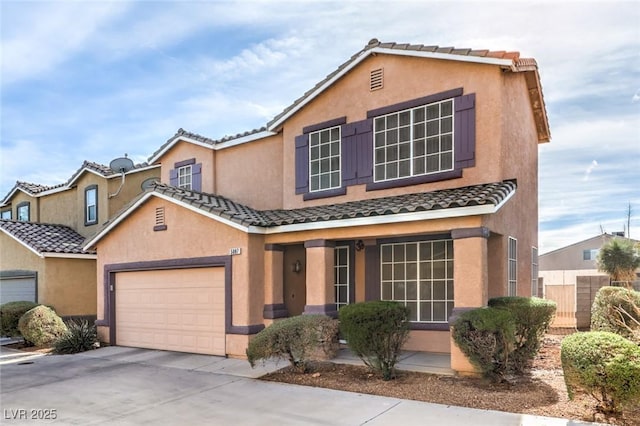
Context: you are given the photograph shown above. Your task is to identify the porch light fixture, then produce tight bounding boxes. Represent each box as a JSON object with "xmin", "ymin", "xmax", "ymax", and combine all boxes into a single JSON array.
[
  {"xmin": 293, "ymin": 260, "xmax": 302, "ymax": 273},
  {"xmin": 355, "ymin": 239, "xmax": 365, "ymax": 251}
]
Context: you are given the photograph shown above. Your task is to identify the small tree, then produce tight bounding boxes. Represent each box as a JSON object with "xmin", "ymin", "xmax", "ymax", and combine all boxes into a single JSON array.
[{"xmin": 597, "ymin": 238, "xmax": 640, "ymax": 288}]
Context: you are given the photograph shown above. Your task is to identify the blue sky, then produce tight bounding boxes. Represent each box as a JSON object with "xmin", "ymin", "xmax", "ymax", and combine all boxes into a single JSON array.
[{"xmin": 1, "ymin": 0, "xmax": 638, "ymax": 253}]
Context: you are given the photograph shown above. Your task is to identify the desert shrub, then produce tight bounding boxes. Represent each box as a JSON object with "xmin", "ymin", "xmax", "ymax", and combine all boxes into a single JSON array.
[
  {"xmin": 591, "ymin": 286, "xmax": 640, "ymax": 343},
  {"xmin": 339, "ymin": 301, "xmax": 410, "ymax": 380},
  {"xmin": 452, "ymin": 307, "xmax": 516, "ymax": 381},
  {"xmin": 246, "ymin": 315, "xmax": 339, "ymax": 372},
  {"xmin": 561, "ymin": 331, "xmax": 640, "ymax": 413},
  {"xmin": 54, "ymin": 320, "xmax": 98, "ymax": 354},
  {"xmin": 488, "ymin": 296, "xmax": 556, "ymax": 373},
  {"xmin": 18, "ymin": 305, "xmax": 67, "ymax": 346},
  {"xmin": 0, "ymin": 301, "xmax": 40, "ymax": 337}
]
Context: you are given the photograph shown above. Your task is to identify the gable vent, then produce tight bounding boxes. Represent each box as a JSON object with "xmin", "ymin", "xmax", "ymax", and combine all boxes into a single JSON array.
[
  {"xmin": 370, "ymin": 68, "xmax": 384, "ymax": 91},
  {"xmin": 154, "ymin": 207, "xmax": 167, "ymax": 231}
]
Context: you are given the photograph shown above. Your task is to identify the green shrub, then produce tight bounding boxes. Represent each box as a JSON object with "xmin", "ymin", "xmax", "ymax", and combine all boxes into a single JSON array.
[
  {"xmin": 18, "ymin": 305, "xmax": 67, "ymax": 346},
  {"xmin": 339, "ymin": 301, "xmax": 410, "ymax": 380},
  {"xmin": 54, "ymin": 320, "xmax": 98, "ymax": 354},
  {"xmin": 246, "ymin": 315, "xmax": 339, "ymax": 372},
  {"xmin": 561, "ymin": 331, "xmax": 640, "ymax": 413},
  {"xmin": 591, "ymin": 286, "xmax": 640, "ymax": 343},
  {"xmin": 452, "ymin": 307, "xmax": 516, "ymax": 381},
  {"xmin": 0, "ymin": 301, "xmax": 40, "ymax": 337},
  {"xmin": 488, "ymin": 296, "xmax": 556, "ymax": 373}
]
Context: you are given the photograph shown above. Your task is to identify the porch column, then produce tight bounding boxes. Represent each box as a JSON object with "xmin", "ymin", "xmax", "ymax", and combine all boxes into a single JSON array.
[
  {"xmin": 263, "ymin": 244, "xmax": 288, "ymax": 321},
  {"xmin": 303, "ymin": 239, "xmax": 337, "ymax": 318},
  {"xmin": 449, "ymin": 227, "xmax": 490, "ymax": 375}
]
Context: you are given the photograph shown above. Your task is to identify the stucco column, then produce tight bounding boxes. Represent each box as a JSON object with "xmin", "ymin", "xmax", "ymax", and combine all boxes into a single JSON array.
[
  {"xmin": 263, "ymin": 244, "xmax": 288, "ymax": 320},
  {"xmin": 449, "ymin": 227, "xmax": 490, "ymax": 375},
  {"xmin": 303, "ymin": 239, "xmax": 337, "ymax": 318}
]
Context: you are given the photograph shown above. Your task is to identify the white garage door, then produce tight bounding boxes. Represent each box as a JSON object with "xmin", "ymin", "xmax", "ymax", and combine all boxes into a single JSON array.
[
  {"xmin": 0, "ymin": 276, "xmax": 36, "ymax": 304},
  {"xmin": 115, "ymin": 268, "xmax": 225, "ymax": 355}
]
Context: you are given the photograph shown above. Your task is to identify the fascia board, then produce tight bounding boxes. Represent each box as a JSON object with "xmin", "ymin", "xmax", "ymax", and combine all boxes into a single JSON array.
[{"xmin": 43, "ymin": 253, "xmax": 97, "ymax": 259}]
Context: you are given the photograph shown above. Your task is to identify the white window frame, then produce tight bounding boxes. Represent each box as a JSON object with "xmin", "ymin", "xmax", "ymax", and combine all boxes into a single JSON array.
[
  {"xmin": 309, "ymin": 126, "xmax": 341, "ymax": 192},
  {"xmin": 373, "ymin": 99, "xmax": 454, "ymax": 182},
  {"xmin": 0, "ymin": 210, "xmax": 10, "ymax": 220},
  {"xmin": 177, "ymin": 164, "xmax": 192, "ymax": 190},
  {"xmin": 85, "ymin": 187, "xmax": 97, "ymax": 224},
  {"xmin": 380, "ymin": 239, "xmax": 454, "ymax": 323},
  {"xmin": 17, "ymin": 203, "xmax": 29, "ymax": 221},
  {"xmin": 531, "ymin": 246, "xmax": 538, "ymax": 296},
  {"xmin": 334, "ymin": 246, "xmax": 350, "ymax": 310},
  {"xmin": 508, "ymin": 237, "xmax": 517, "ymax": 296},
  {"xmin": 583, "ymin": 249, "xmax": 599, "ymax": 261}
]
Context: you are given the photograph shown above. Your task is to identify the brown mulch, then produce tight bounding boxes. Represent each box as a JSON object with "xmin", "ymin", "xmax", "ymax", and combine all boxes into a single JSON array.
[{"xmin": 261, "ymin": 335, "xmax": 640, "ymax": 425}]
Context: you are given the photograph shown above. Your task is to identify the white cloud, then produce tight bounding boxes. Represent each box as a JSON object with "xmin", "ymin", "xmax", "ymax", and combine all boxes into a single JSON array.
[{"xmin": 583, "ymin": 160, "xmax": 599, "ymax": 181}]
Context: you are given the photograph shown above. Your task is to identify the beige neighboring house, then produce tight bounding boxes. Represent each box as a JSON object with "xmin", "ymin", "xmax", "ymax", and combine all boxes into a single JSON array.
[
  {"xmin": 539, "ymin": 233, "xmax": 640, "ymax": 329},
  {"xmin": 0, "ymin": 160, "xmax": 159, "ymax": 319},
  {"xmin": 84, "ymin": 39, "xmax": 550, "ymax": 374}
]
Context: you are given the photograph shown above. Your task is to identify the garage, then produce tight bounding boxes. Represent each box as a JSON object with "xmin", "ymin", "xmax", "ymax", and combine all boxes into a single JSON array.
[
  {"xmin": 0, "ymin": 271, "xmax": 37, "ymax": 304},
  {"xmin": 114, "ymin": 267, "xmax": 225, "ymax": 356}
]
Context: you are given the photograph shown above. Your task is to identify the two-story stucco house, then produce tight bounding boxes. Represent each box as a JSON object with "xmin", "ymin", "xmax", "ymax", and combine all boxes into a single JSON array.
[
  {"xmin": 84, "ymin": 39, "xmax": 550, "ymax": 373},
  {"xmin": 0, "ymin": 160, "xmax": 159, "ymax": 319}
]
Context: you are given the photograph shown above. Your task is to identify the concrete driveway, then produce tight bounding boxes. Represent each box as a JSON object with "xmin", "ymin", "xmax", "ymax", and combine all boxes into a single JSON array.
[{"xmin": 0, "ymin": 345, "xmax": 597, "ymax": 425}]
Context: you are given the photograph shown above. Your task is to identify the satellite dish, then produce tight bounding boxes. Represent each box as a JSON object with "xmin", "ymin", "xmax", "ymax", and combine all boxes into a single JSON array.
[
  {"xmin": 109, "ymin": 154, "xmax": 134, "ymax": 173},
  {"xmin": 141, "ymin": 177, "xmax": 159, "ymax": 191}
]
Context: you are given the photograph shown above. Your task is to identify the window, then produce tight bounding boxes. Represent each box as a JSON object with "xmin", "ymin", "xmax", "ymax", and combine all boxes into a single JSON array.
[
  {"xmin": 531, "ymin": 247, "xmax": 538, "ymax": 296},
  {"xmin": 583, "ymin": 249, "xmax": 599, "ymax": 261},
  {"xmin": 0, "ymin": 210, "xmax": 10, "ymax": 220},
  {"xmin": 16, "ymin": 202, "xmax": 29, "ymax": 222},
  {"xmin": 334, "ymin": 246, "xmax": 350, "ymax": 310},
  {"xmin": 374, "ymin": 99, "xmax": 454, "ymax": 182},
  {"xmin": 85, "ymin": 186, "xmax": 98, "ymax": 225},
  {"xmin": 309, "ymin": 126, "xmax": 341, "ymax": 192},
  {"xmin": 508, "ymin": 237, "xmax": 517, "ymax": 296},
  {"xmin": 177, "ymin": 165, "xmax": 192, "ymax": 190},
  {"xmin": 380, "ymin": 239, "xmax": 454, "ymax": 323}
]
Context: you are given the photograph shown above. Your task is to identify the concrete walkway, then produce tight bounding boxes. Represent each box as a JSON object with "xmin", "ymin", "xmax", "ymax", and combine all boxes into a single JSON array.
[{"xmin": 0, "ymin": 345, "xmax": 601, "ymax": 425}]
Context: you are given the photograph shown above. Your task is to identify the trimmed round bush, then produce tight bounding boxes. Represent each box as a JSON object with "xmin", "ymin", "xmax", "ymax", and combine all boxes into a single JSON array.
[
  {"xmin": 0, "ymin": 301, "xmax": 39, "ymax": 337},
  {"xmin": 54, "ymin": 319, "xmax": 98, "ymax": 354},
  {"xmin": 246, "ymin": 315, "xmax": 339, "ymax": 372},
  {"xmin": 488, "ymin": 296, "xmax": 556, "ymax": 373},
  {"xmin": 561, "ymin": 331, "xmax": 640, "ymax": 413},
  {"xmin": 452, "ymin": 307, "xmax": 515, "ymax": 381},
  {"xmin": 18, "ymin": 305, "xmax": 67, "ymax": 346},
  {"xmin": 591, "ymin": 286, "xmax": 640, "ymax": 343},
  {"xmin": 339, "ymin": 301, "xmax": 410, "ymax": 380}
]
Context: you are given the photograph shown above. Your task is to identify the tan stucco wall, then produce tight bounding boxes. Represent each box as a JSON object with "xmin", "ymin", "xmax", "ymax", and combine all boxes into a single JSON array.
[
  {"xmin": 73, "ymin": 173, "xmax": 110, "ymax": 238},
  {"xmin": 158, "ymin": 143, "xmax": 215, "ymax": 193},
  {"xmin": 8, "ymin": 192, "xmax": 39, "ymax": 222},
  {"xmin": 94, "ymin": 197, "xmax": 265, "ymax": 356},
  {"xmin": 107, "ymin": 167, "xmax": 160, "ymax": 217},
  {"xmin": 215, "ymin": 135, "xmax": 283, "ymax": 209},
  {"xmin": 40, "ymin": 189, "xmax": 76, "ymax": 228},
  {"xmin": 43, "ymin": 257, "xmax": 96, "ymax": 316},
  {"xmin": 0, "ymin": 233, "xmax": 95, "ymax": 316}
]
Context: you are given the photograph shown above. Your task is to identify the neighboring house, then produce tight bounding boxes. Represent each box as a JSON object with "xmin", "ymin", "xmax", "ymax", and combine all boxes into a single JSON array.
[
  {"xmin": 84, "ymin": 39, "xmax": 550, "ymax": 374},
  {"xmin": 539, "ymin": 233, "xmax": 640, "ymax": 329},
  {"xmin": 0, "ymin": 160, "xmax": 159, "ymax": 318}
]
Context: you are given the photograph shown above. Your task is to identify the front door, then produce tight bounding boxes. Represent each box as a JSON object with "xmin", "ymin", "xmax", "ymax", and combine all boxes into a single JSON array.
[{"xmin": 283, "ymin": 244, "xmax": 306, "ymax": 316}]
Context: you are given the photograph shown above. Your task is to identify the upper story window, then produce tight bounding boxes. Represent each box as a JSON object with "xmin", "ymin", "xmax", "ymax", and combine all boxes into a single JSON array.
[
  {"xmin": 508, "ymin": 237, "xmax": 517, "ymax": 296},
  {"xmin": 583, "ymin": 249, "xmax": 599, "ymax": 261},
  {"xmin": 309, "ymin": 126, "xmax": 341, "ymax": 192},
  {"xmin": 177, "ymin": 165, "xmax": 192, "ymax": 190},
  {"xmin": 374, "ymin": 99, "xmax": 453, "ymax": 182},
  {"xmin": 85, "ymin": 185, "xmax": 98, "ymax": 225},
  {"xmin": 169, "ymin": 159, "xmax": 202, "ymax": 192},
  {"xmin": 17, "ymin": 202, "xmax": 30, "ymax": 222},
  {"xmin": 0, "ymin": 210, "xmax": 10, "ymax": 220}
]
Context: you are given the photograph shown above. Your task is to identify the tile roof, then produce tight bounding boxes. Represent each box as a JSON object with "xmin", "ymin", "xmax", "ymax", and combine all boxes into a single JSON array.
[
  {"xmin": 0, "ymin": 220, "xmax": 96, "ymax": 256},
  {"xmin": 268, "ymin": 39, "xmax": 539, "ymax": 129},
  {"xmin": 148, "ymin": 127, "xmax": 269, "ymax": 163},
  {"xmin": 150, "ymin": 180, "xmax": 516, "ymax": 228},
  {"xmin": 15, "ymin": 181, "xmax": 66, "ymax": 195}
]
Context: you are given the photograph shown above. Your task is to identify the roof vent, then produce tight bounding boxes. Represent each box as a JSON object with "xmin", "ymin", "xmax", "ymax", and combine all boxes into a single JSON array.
[{"xmin": 370, "ymin": 68, "xmax": 383, "ymax": 91}]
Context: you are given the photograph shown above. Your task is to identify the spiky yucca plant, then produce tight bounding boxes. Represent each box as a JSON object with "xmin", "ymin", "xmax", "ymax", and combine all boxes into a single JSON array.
[{"xmin": 54, "ymin": 320, "xmax": 98, "ymax": 354}]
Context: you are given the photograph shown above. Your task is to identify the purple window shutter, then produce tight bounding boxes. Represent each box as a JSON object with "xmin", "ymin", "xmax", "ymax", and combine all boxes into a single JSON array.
[
  {"xmin": 341, "ymin": 123, "xmax": 358, "ymax": 186},
  {"xmin": 192, "ymin": 163, "xmax": 202, "ymax": 191},
  {"xmin": 295, "ymin": 134, "xmax": 309, "ymax": 194},
  {"xmin": 356, "ymin": 119, "xmax": 373, "ymax": 184},
  {"xmin": 454, "ymin": 93, "xmax": 476, "ymax": 169},
  {"xmin": 169, "ymin": 169, "xmax": 178, "ymax": 186}
]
